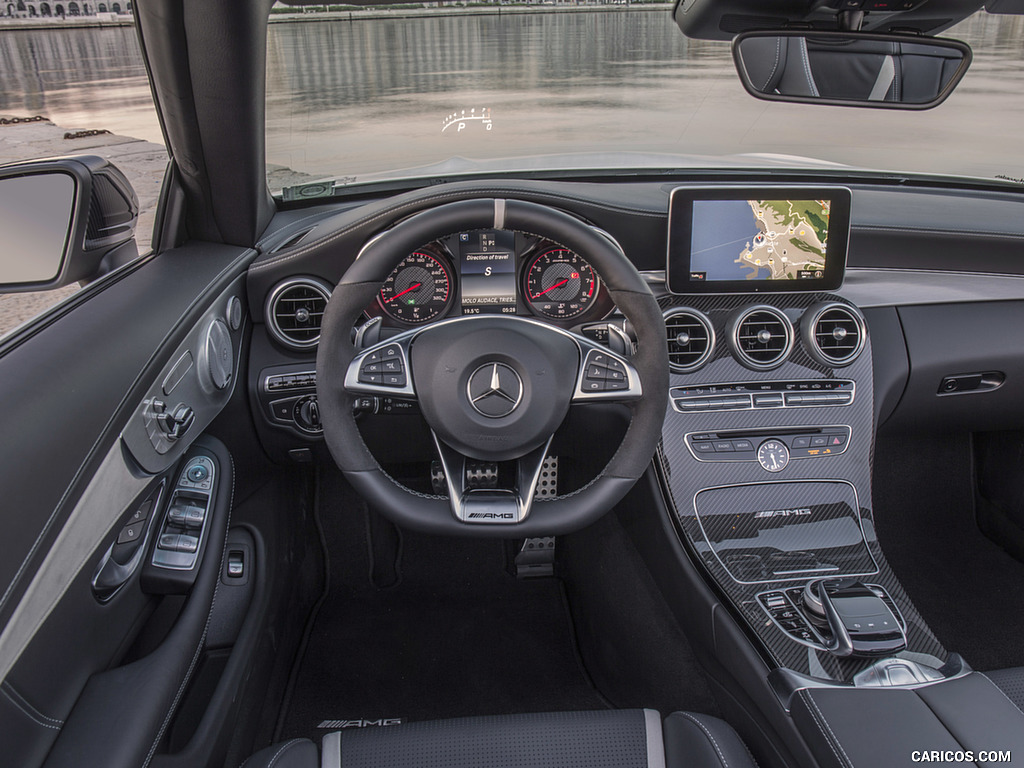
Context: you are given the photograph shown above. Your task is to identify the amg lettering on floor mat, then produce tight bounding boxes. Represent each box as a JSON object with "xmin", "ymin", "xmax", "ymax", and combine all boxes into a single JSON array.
[{"xmin": 317, "ymin": 719, "xmax": 403, "ymax": 729}]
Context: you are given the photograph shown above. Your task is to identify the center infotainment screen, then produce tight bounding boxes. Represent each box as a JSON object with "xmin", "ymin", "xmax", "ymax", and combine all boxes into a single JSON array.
[{"xmin": 667, "ymin": 186, "xmax": 851, "ymax": 294}]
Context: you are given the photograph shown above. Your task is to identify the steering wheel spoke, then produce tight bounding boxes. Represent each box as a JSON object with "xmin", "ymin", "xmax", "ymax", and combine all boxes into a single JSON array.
[
  {"xmin": 571, "ymin": 336, "xmax": 643, "ymax": 403},
  {"xmin": 343, "ymin": 333, "xmax": 417, "ymax": 400},
  {"xmin": 432, "ymin": 432, "xmax": 553, "ymax": 525}
]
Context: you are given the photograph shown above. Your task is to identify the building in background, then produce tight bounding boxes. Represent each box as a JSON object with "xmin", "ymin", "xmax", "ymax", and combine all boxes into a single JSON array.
[{"xmin": 3, "ymin": 0, "xmax": 131, "ymax": 18}]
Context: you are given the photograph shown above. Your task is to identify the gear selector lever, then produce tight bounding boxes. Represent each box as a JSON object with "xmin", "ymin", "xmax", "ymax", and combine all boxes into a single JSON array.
[{"xmin": 803, "ymin": 578, "xmax": 907, "ymax": 658}]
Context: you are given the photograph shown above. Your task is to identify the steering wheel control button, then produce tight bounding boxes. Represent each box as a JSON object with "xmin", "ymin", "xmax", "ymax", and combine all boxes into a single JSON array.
[
  {"xmin": 468, "ymin": 363, "xmax": 523, "ymax": 418},
  {"xmin": 577, "ymin": 349, "xmax": 636, "ymax": 396}
]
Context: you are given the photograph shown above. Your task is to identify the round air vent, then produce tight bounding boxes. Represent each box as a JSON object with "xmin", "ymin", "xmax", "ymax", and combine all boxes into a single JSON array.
[
  {"xmin": 664, "ymin": 307, "xmax": 715, "ymax": 373},
  {"xmin": 802, "ymin": 302, "xmax": 867, "ymax": 367},
  {"xmin": 727, "ymin": 305, "xmax": 794, "ymax": 371},
  {"xmin": 266, "ymin": 278, "xmax": 332, "ymax": 350}
]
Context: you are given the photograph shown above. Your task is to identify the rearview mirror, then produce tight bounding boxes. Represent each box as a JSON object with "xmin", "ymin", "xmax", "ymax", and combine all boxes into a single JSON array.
[
  {"xmin": 732, "ymin": 31, "xmax": 972, "ymax": 110},
  {"xmin": 0, "ymin": 156, "xmax": 139, "ymax": 294}
]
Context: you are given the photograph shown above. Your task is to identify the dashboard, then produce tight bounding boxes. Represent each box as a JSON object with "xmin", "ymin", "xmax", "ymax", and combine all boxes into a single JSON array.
[{"xmin": 245, "ymin": 176, "xmax": 1024, "ymax": 465}]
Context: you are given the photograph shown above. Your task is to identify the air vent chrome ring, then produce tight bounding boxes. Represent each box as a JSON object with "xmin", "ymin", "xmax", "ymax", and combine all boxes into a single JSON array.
[
  {"xmin": 802, "ymin": 302, "xmax": 867, "ymax": 368},
  {"xmin": 266, "ymin": 277, "xmax": 333, "ymax": 350},
  {"xmin": 727, "ymin": 305, "xmax": 794, "ymax": 371},
  {"xmin": 664, "ymin": 307, "xmax": 715, "ymax": 373}
]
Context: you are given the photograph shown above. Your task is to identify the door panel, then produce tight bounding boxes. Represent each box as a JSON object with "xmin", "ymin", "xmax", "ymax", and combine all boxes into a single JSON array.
[{"xmin": 0, "ymin": 241, "xmax": 256, "ymax": 767}]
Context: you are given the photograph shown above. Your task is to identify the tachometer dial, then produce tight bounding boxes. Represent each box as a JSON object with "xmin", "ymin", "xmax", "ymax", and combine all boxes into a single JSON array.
[
  {"xmin": 378, "ymin": 250, "xmax": 454, "ymax": 324},
  {"xmin": 525, "ymin": 248, "xmax": 599, "ymax": 320}
]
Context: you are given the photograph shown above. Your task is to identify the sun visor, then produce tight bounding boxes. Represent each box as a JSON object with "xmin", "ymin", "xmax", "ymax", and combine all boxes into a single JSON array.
[{"xmin": 673, "ymin": 0, "xmax": 984, "ymax": 41}]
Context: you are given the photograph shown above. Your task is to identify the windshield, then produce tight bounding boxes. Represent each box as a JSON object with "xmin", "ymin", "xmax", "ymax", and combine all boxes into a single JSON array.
[{"xmin": 265, "ymin": 7, "xmax": 1024, "ymax": 190}]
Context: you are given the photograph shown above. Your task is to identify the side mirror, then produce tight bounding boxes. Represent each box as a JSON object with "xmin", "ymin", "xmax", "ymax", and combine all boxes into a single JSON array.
[
  {"xmin": 732, "ymin": 30, "xmax": 972, "ymax": 110},
  {"xmin": 0, "ymin": 155, "xmax": 139, "ymax": 294}
]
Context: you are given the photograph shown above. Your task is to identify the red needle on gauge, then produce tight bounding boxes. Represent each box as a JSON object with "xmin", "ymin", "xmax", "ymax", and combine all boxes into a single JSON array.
[
  {"xmin": 389, "ymin": 282, "xmax": 422, "ymax": 302},
  {"xmin": 531, "ymin": 278, "xmax": 569, "ymax": 300}
]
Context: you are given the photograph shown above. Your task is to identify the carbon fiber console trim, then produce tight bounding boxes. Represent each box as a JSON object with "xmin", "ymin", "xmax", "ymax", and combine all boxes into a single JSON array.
[{"xmin": 657, "ymin": 292, "xmax": 946, "ymax": 681}]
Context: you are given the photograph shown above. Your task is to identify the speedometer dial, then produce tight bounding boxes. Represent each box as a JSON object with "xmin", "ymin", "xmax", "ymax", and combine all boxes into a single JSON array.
[
  {"xmin": 525, "ymin": 248, "xmax": 599, "ymax": 320},
  {"xmin": 378, "ymin": 250, "xmax": 454, "ymax": 324}
]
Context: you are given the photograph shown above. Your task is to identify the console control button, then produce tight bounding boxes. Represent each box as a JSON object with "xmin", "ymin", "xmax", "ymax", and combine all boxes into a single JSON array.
[
  {"xmin": 128, "ymin": 500, "xmax": 152, "ymax": 525},
  {"xmin": 186, "ymin": 464, "xmax": 210, "ymax": 483},
  {"xmin": 692, "ymin": 441, "xmax": 715, "ymax": 454},
  {"xmin": 269, "ymin": 397, "xmax": 301, "ymax": 423},
  {"xmin": 792, "ymin": 436, "xmax": 811, "ymax": 449},
  {"xmin": 732, "ymin": 439, "xmax": 754, "ymax": 452},
  {"xmin": 117, "ymin": 522, "xmax": 144, "ymax": 545}
]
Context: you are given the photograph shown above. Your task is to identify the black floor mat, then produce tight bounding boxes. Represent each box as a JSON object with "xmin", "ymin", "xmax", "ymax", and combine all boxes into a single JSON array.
[
  {"xmin": 873, "ymin": 432, "xmax": 1024, "ymax": 672},
  {"xmin": 277, "ymin": 472, "xmax": 609, "ymax": 742}
]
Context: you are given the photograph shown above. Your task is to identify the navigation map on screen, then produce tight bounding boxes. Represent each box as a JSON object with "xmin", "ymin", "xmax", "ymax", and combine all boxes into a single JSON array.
[{"xmin": 688, "ymin": 199, "xmax": 831, "ymax": 283}]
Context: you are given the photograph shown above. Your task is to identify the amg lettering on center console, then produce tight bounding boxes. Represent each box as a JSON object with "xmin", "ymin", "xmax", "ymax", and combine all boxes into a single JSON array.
[{"xmin": 753, "ymin": 508, "xmax": 813, "ymax": 519}]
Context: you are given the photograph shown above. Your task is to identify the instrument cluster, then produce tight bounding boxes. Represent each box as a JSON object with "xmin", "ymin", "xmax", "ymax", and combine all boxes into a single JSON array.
[{"xmin": 363, "ymin": 229, "xmax": 614, "ymax": 328}]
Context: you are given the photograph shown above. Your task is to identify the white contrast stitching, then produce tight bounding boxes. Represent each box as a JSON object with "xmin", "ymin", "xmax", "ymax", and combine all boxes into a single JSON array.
[
  {"xmin": 675, "ymin": 712, "xmax": 730, "ymax": 768},
  {"xmin": 800, "ymin": 690, "xmax": 854, "ymax": 768},
  {"xmin": 1, "ymin": 682, "xmax": 64, "ymax": 725},
  {"xmin": 1, "ymin": 684, "xmax": 61, "ymax": 730},
  {"xmin": 761, "ymin": 37, "xmax": 782, "ymax": 92},
  {"xmin": 267, "ymin": 738, "xmax": 305, "ymax": 768}
]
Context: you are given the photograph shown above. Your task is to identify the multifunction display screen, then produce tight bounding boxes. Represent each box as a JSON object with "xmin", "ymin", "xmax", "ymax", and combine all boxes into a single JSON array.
[
  {"xmin": 459, "ymin": 230, "xmax": 517, "ymax": 314},
  {"xmin": 667, "ymin": 187, "xmax": 851, "ymax": 294}
]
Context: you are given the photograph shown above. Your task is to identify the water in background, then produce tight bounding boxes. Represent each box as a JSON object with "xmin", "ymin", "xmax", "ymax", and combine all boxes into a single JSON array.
[{"xmin": 1, "ymin": 11, "xmax": 1024, "ymax": 181}]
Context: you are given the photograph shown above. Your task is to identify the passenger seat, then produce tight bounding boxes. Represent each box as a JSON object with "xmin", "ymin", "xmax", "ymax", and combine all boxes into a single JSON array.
[{"xmin": 243, "ymin": 709, "xmax": 757, "ymax": 768}]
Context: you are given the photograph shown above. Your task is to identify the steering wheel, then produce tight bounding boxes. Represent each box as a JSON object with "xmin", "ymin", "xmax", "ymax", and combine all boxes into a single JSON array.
[{"xmin": 317, "ymin": 198, "xmax": 669, "ymax": 536}]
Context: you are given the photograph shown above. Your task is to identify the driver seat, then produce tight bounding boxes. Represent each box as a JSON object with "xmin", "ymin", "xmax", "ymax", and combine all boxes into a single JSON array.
[{"xmin": 242, "ymin": 709, "xmax": 758, "ymax": 768}]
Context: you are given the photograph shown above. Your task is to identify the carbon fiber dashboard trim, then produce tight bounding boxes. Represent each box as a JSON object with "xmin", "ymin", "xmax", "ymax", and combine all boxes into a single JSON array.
[{"xmin": 657, "ymin": 292, "xmax": 947, "ymax": 681}]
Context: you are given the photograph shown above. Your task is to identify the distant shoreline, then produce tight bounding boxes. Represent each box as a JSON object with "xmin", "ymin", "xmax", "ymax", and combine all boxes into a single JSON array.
[{"xmin": 0, "ymin": 3, "xmax": 671, "ymax": 31}]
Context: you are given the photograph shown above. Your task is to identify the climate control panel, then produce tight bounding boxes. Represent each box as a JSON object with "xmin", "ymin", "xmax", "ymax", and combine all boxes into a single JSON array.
[
  {"xmin": 686, "ymin": 426, "xmax": 851, "ymax": 469},
  {"xmin": 671, "ymin": 379, "xmax": 854, "ymax": 415}
]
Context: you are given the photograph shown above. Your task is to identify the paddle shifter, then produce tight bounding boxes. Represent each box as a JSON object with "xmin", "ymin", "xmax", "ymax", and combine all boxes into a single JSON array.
[{"xmin": 802, "ymin": 578, "xmax": 907, "ymax": 658}]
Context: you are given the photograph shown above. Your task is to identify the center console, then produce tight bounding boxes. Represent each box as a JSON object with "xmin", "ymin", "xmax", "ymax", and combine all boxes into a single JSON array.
[
  {"xmin": 655, "ymin": 186, "xmax": 1024, "ymax": 765},
  {"xmin": 656, "ymin": 290, "xmax": 948, "ymax": 683}
]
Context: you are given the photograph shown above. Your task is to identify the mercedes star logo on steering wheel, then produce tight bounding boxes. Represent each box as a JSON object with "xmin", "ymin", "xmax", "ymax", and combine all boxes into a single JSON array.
[{"xmin": 467, "ymin": 363, "xmax": 523, "ymax": 418}]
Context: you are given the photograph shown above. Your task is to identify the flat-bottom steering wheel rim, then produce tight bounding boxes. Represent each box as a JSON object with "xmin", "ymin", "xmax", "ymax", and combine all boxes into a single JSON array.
[{"xmin": 316, "ymin": 198, "xmax": 669, "ymax": 537}]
